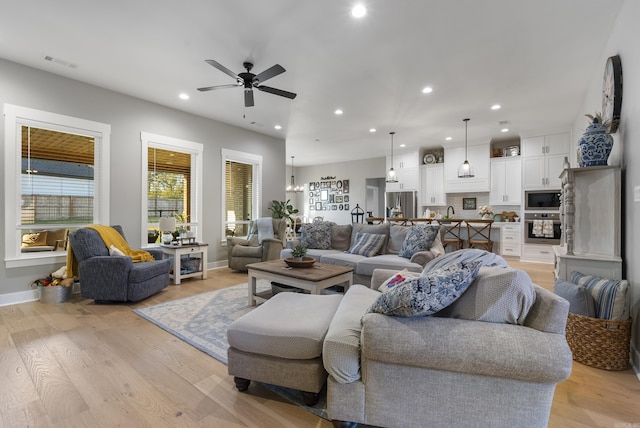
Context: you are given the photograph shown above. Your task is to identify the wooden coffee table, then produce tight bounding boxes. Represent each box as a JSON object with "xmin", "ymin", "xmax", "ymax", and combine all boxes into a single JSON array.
[{"xmin": 246, "ymin": 259, "xmax": 354, "ymax": 306}]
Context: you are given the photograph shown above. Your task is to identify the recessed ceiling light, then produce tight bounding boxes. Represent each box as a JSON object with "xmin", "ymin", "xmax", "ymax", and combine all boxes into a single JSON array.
[
  {"xmin": 491, "ymin": 104, "xmax": 501, "ymax": 110},
  {"xmin": 369, "ymin": 128, "xmax": 376, "ymax": 133},
  {"xmin": 400, "ymin": 144, "xmax": 406, "ymax": 148},
  {"xmin": 422, "ymin": 86, "xmax": 433, "ymax": 94},
  {"xmin": 501, "ymin": 128, "xmax": 509, "ymax": 133},
  {"xmin": 274, "ymin": 125, "xmax": 282, "ymax": 130},
  {"xmin": 351, "ymin": 4, "xmax": 367, "ymax": 18},
  {"xmin": 445, "ymin": 137, "xmax": 452, "ymax": 141},
  {"xmin": 179, "ymin": 93, "xmax": 189, "ymax": 100},
  {"xmin": 335, "ymin": 109, "xmax": 343, "ymax": 115}
]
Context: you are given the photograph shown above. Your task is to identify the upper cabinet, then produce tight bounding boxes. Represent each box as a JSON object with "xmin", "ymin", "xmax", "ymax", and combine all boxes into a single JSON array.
[
  {"xmin": 490, "ymin": 157, "xmax": 522, "ymax": 205},
  {"xmin": 420, "ymin": 164, "xmax": 446, "ymax": 206},
  {"xmin": 522, "ymin": 133, "xmax": 569, "ymax": 189},
  {"xmin": 444, "ymin": 144, "xmax": 490, "ymax": 193},
  {"xmin": 386, "ymin": 151, "xmax": 419, "ymax": 191}
]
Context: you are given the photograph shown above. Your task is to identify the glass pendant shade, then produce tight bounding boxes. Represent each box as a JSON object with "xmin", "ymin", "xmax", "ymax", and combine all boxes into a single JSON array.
[
  {"xmin": 458, "ymin": 118, "xmax": 475, "ymax": 178},
  {"xmin": 386, "ymin": 131, "xmax": 399, "ymax": 183},
  {"xmin": 286, "ymin": 156, "xmax": 303, "ymax": 192}
]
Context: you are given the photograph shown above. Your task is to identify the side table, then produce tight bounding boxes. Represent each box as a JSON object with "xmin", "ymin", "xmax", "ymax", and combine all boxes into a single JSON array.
[{"xmin": 161, "ymin": 243, "xmax": 208, "ymax": 285}]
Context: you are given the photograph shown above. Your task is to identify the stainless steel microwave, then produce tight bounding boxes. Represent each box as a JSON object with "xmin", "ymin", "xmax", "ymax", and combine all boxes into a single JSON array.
[{"xmin": 524, "ymin": 190, "xmax": 561, "ymax": 211}]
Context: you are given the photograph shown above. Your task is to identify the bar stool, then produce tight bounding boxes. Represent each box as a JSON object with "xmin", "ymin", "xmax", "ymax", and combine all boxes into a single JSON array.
[
  {"xmin": 466, "ymin": 219, "xmax": 494, "ymax": 252},
  {"xmin": 441, "ymin": 219, "xmax": 463, "ymax": 252}
]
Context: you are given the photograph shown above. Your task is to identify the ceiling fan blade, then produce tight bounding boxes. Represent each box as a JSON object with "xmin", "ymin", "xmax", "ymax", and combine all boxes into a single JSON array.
[
  {"xmin": 244, "ymin": 89, "xmax": 254, "ymax": 107},
  {"xmin": 197, "ymin": 84, "xmax": 240, "ymax": 92},
  {"xmin": 205, "ymin": 59, "xmax": 239, "ymax": 80},
  {"xmin": 256, "ymin": 85, "xmax": 297, "ymax": 99},
  {"xmin": 253, "ymin": 64, "xmax": 285, "ymax": 84}
]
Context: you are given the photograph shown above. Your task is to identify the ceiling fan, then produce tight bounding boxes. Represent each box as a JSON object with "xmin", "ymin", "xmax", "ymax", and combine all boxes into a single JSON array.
[{"xmin": 197, "ymin": 60, "xmax": 297, "ymax": 107}]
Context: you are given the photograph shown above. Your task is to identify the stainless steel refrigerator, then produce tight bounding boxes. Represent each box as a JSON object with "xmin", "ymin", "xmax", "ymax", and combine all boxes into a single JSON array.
[{"xmin": 385, "ymin": 191, "xmax": 417, "ymax": 219}]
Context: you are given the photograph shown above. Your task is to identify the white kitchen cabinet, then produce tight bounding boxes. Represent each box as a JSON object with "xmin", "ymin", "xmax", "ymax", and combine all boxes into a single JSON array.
[
  {"xmin": 500, "ymin": 223, "xmax": 521, "ymax": 257},
  {"xmin": 387, "ymin": 151, "xmax": 419, "ymax": 191},
  {"xmin": 490, "ymin": 157, "xmax": 521, "ymax": 205},
  {"xmin": 420, "ymin": 164, "xmax": 445, "ymax": 206},
  {"xmin": 522, "ymin": 133, "xmax": 569, "ymax": 189},
  {"xmin": 444, "ymin": 144, "xmax": 490, "ymax": 193},
  {"xmin": 521, "ymin": 243, "xmax": 555, "ymax": 263}
]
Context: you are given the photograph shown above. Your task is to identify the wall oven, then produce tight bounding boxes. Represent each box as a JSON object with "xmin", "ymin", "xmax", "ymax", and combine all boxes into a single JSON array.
[
  {"xmin": 524, "ymin": 213, "xmax": 561, "ymax": 244},
  {"xmin": 524, "ymin": 190, "xmax": 561, "ymax": 211}
]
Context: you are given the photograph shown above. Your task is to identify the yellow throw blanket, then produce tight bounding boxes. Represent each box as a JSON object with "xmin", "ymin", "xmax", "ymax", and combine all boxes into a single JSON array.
[{"xmin": 67, "ymin": 225, "xmax": 155, "ymax": 278}]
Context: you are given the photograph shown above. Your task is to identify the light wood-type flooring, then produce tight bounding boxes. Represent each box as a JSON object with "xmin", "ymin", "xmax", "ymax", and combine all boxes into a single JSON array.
[{"xmin": 0, "ymin": 260, "xmax": 638, "ymax": 427}]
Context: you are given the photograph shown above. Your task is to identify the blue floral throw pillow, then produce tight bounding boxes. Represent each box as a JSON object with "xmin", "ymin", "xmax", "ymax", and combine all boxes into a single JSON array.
[
  {"xmin": 398, "ymin": 225, "xmax": 440, "ymax": 259},
  {"xmin": 300, "ymin": 221, "xmax": 333, "ymax": 250},
  {"xmin": 367, "ymin": 261, "xmax": 483, "ymax": 317}
]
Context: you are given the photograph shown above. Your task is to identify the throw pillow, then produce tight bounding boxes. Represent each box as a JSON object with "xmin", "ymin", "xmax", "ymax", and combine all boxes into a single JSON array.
[
  {"xmin": 348, "ymin": 232, "xmax": 386, "ymax": 257},
  {"xmin": 330, "ymin": 224, "xmax": 353, "ymax": 251},
  {"xmin": 570, "ymin": 272, "xmax": 629, "ymax": 320},
  {"xmin": 398, "ymin": 225, "xmax": 440, "ymax": 259},
  {"xmin": 21, "ymin": 231, "xmax": 48, "ymax": 247},
  {"xmin": 378, "ymin": 268, "xmax": 421, "ymax": 293},
  {"xmin": 367, "ymin": 261, "xmax": 482, "ymax": 317},
  {"xmin": 438, "ymin": 266, "xmax": 537, "ymax": 325},
  {"xmin": 553, "ymin": 279, "xmax": 596, "ymax": 317},
  {"xmin": 300, "ymin": 221, "xmax": 334, "ymax": 250},
  {"xmin": 109, "ymin": 244, "xmax": 126, "ymax": 257},
  {"xmin": 387, "ymin": 225, "xmax": 410, "ymax": 254}
]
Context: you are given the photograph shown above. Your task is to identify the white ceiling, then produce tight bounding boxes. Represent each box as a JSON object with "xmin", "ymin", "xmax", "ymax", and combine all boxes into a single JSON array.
[{"xmin": 0, "ymin": 0, "xmax": 624, "ymax": 166}]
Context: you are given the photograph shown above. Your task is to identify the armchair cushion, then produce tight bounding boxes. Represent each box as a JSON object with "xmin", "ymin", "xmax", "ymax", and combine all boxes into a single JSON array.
[{"xmin": 367, "ymin": 261, "xmax": 482, "ymax": 317}]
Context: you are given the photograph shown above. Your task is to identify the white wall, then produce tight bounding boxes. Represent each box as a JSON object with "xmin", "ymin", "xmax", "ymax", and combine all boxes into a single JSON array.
[
  {"xmin": 571, "ymin": 0, "xmax": 640, "ymax": 372},
  {"xmin": 0, "ymin": 58, "xmax": 286, "ymax": 300}
]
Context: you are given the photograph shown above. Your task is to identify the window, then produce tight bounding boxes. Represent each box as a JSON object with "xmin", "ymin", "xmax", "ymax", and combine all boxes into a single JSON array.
[
  {"xmin": 222, "ymin": 149, "xmax": 262, "ymax": 239},
  {"xmin": 141, "ymin": 132, "xmax": 203, "ymax": 247},
  {"xmin": 4, "ymin": 104, "xmax": 110, "ymax": 268}
]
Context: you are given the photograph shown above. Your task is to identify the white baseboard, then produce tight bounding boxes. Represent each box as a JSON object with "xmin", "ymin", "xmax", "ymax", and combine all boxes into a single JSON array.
[{"xmin": 0, "ymin": 289, "xmax": 39, "ymax": 307}]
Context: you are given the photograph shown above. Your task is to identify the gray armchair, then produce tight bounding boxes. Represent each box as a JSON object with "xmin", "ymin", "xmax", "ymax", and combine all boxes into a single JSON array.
[
  {"xmin": 227, "ymin": 218, "xmax": 287, "ymax": 271},
  {"xmin": 68, "ymin": 225, "xmax": 171, "ymax": 302}
]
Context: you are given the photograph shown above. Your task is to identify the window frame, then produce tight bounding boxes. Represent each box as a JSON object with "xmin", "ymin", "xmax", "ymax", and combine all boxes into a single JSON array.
[
  {"xmin": 140, "ymin": 132, "xmax": 203, "ymax": 248},
  {"xmin": 3, "ymin": 104, "xmax": 110, "ymax": 268},
  {"xmin": 221, "ymin": 148, "xmax": 262, "ymax": 243}
]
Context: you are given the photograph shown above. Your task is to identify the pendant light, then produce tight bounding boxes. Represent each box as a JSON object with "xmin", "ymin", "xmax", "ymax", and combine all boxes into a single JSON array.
[
  {"xmin": 458, "ymin": 118, "xmax": 475, "ymax": 178},
  {"xmin": 386, "ymin": 131, "xmax": 398, "ymax": 183},
  {"xmin": 286, "ymin": 155, "xmax": 303, "ymax": 192}
]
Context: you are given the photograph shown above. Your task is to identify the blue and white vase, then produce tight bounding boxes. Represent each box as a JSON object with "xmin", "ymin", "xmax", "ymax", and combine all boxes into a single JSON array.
[{"xmin": 577, "ymin": 118, "xmax": 613, "ymax": 167}]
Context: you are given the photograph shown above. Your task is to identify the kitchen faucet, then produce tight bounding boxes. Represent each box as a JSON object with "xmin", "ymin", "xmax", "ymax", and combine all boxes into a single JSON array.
[{"xmin": 447, "ymin": 206, "xmax": 455, "ymax": 217}]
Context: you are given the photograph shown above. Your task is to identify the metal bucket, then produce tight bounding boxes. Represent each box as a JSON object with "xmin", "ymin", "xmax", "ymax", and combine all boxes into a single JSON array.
[{"xmin": 39, "ymin": 286, "xmax": 72, "ymax": 304}]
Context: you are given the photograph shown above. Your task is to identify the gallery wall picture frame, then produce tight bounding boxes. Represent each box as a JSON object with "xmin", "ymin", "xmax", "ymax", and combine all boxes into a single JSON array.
[
  {"xmin": 463, "ymin": 198, "xmax": 477, "ymax": 210},
  {"xmin": 344, "ymin": 195, "xmax": 349, "ymax": 202},
  {"xmin": 335, "ymin": 195, "xmax": 343, "ymax": 203},
  {"xmin": 321, "ymin": 190, "xmax": 329, "ymax": 201},
  {"xmin": 343, "ymin": 179, "xmax": 350, "ymax": 193},
  {"xmin": 315, "ymin": 202, "xmax": 323, "ymax": 210},
  {"xmin": 309, "ymin": 183, "xmax": 316, "ymax": 191}
]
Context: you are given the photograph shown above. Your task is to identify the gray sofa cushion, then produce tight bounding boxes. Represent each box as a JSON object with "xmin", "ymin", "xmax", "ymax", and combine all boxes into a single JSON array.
[
  {"xmin": 320, "ymin": 252, "xmax": 367, "ymax": 269},
  {"xmin": 331, "ymin": 224, "xmax": 353, "ymax": 251},
  {"xmin": 387, "ymin": 225, "xmax": 409, "ymax": 254},
  {"xmin": 323, "ymin": 284, "xmax": 380, "ymax": 384},
  {"xmin": 355, "ymin": 254, "xmax": 422, "ymax": 277},
  {"xmin": 281, "ymin": 248, "xmax": 342, "ymax": 260},
  {"xmin": 367, "ymin": 261, "xmax": 483, "ymax": 317},
  {"xmin": 438, "ymin": 266, "xmax": 537, "ymax": 325},
  {"xmin": 351, "ymin": 223, "xmax": 390, "ymax": 249}
]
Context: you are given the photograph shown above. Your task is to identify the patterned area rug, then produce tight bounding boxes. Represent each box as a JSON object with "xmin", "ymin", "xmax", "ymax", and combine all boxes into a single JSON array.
[{"xmin": 133, "ymin": 281, "xmax": 328, "ymax": 419}]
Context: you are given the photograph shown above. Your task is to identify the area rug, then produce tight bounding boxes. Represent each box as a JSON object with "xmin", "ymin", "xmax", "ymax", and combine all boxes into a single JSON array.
[{"xmin": 133, "ymin": 282, "xmax": 328, "ymax": 419}]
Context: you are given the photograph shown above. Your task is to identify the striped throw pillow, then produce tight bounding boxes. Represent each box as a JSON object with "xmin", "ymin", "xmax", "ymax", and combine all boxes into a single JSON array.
[
  {"xmin": 348, "ymin": 232, "xmax": 386, "ymax": 257},
  {"xmin": 570, "ymin": 272, "xmax": 629, "ymax": 320}
]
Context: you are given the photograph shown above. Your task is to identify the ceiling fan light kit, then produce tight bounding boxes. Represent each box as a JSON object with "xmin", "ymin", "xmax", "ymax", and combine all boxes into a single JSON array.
[
  {"xmin": 198, "ymin": 60, "xmax": 297, "ymax": 108},
  {"xmin": 458, "ymin": 118, "xmax": 475, "ymax": 178}
]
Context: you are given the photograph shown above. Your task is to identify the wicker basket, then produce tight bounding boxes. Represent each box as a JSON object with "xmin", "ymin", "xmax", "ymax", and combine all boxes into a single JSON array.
[{"xmin": 565, "ymin": 312, "xmax": 631, "ymax": 371}]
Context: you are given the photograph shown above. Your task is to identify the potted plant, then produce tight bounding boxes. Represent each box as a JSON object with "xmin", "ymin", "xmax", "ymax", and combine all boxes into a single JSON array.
[
  {"xmin": 291, "ymin": 244, "xmax": 307, "ymax": 261},
  {"xmin": 268, "ymin": 199, "xmax": 299, "ymax": 224}
]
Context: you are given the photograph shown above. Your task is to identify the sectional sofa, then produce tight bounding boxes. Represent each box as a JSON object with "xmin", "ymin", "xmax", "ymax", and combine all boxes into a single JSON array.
[{"xmin": 281, "ymin": 221, "xmax": 446, "ymax": 284}]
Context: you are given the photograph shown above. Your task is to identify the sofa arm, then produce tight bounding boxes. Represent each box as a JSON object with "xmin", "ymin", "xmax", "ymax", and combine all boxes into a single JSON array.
[
  {"xmin": 79, "ymin": 256, "xmax": 133, "ymax": 301},
  {"xmin": 361, "ymin": 313, "xmax": 572, "ymax": 383},
  {"xmin": 409, "ymin": 250, "xmax": 436, "ymax": 267},
  {"xmin": 285, "ymin": 238, "xmax": 302, "ymax": 249},
  {"xmin": 370, "ymin": 269, "xmax": 403, "ymax": 290}
]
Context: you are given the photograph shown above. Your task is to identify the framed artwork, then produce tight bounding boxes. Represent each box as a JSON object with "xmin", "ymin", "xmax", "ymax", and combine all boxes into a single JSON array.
[
  {"xmin": 343, "ymin": 180, "xmax": 350, "ymax": 193},
  {"xmin": 309, "ymin": 198, "xmax": 313, "ymax": 205},
  {"xmin": 332, "ymin": 205, "xmax": 337, "ymax": 210},
  {"xmin": 309, "ymin": 205, "xmax": 315, "ymax": 211},
  {"xmin": 321, "ymin": 181, "xmax": 330, "ymax": 189},
  {"xmin": 337, "ymin": 180, "xmax": 343, "ymax": 189},
  {"xmin": 315, "ymin": 202, "xmax": 323, "ymax": 210},
  {"xmin": 344, "ymin": 204, "xmax": 350, "ymax": 210},
  {"xmin": 463, "ymin": 198, "xmax": 477, "ymax": 210},
  {"xmin": 344, "ymin": 195, "xmax": 349, "ymax": 202},
  {"xmin": 339, "ymin": 204, "xmax": 344, "ymax": 210},
  {"xmin": 320, "ymin": 190, "xmax": 329, "ymax": 201},
  {"xmin": 323, "ymin": 203, "xmax": 328, "ymax": 210},
  {"xmin": 335, "ymin": 195, "xmax": 343, "ymax": 203},
  {"xmin": 309, "ymin": 183, "xmax": 316, "ymax": 190}
]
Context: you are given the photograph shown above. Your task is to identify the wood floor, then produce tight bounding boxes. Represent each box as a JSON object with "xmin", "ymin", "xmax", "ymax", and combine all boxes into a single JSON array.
[{"xmin": 0, "ymin": 261, "xmax": 638, "ymax": 427}]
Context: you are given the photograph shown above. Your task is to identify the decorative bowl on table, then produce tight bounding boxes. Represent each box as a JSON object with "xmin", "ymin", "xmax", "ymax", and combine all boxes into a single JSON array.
[{"xmin": 284, "ymin": 257, "xmax": 316, "ymax": 268}]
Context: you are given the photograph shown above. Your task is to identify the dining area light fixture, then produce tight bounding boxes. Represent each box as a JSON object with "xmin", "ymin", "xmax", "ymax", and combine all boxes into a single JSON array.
[
  {"xmin": 386, "ymin": 131, "xmax": 399, "ymax": 183},
  {"xmin": 286, "ymin": 155, "xmax": 303, "ymax": 192},
  {"xmin": 458, "ymin": 118, "xmax": 475, "ymax": 178}
]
